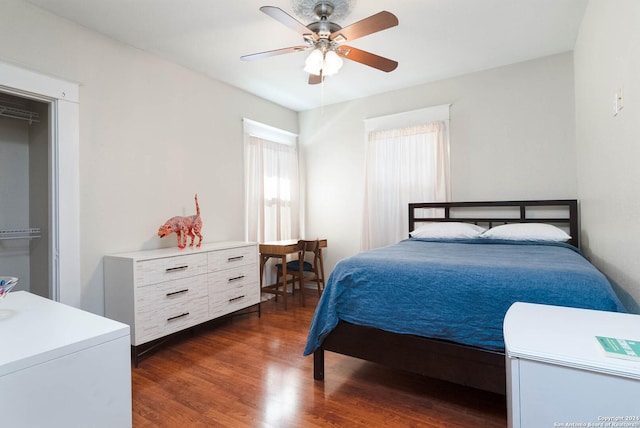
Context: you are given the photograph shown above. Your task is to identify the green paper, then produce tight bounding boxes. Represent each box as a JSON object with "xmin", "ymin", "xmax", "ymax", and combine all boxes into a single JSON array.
[{"xmin": 596, "ymin": 336, "xmax": 640, "ymax": 361}]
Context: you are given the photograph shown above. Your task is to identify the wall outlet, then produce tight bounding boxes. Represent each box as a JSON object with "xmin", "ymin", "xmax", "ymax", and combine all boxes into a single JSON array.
[{"xmin": 614, "ymin": 88, "xmax": 624, "ymax": 116}]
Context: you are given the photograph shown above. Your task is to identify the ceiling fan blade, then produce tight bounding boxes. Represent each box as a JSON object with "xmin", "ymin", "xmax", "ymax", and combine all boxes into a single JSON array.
[
  {"xmin": 338, "ymin": 46, "xmax": 398, "ymax": 72},
  {"xmin": 308, "ymin": 72, "xmax": 323, "ymax": 85},
  {"xmin": 260, "ymin": 6, "xmax": 318, "ymax": 40},
  {"xmin": 330, "ymin": 11, "xmax": 398, "ymax": 43},
  {"xmin": 241, "ymin": 46, "xmax": 309, "ymax": 61}
]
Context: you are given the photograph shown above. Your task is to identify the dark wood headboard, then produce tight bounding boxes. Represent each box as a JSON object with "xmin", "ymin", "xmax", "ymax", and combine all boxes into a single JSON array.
[{"xmin": 408, "ymin": 200, "xmax": 579, "ymax": 248}]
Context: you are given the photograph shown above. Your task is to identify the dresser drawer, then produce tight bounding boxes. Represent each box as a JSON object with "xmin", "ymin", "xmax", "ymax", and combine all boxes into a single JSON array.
[
  {"xmin": 208, "ymin": 245, "xmax": 257, "ymax": 272},
  {"xmin": 208, "ymin": 265, "xmax": 259, "ymax": 317},
  {"xmin": 135, "ymin": 253, "xmax": 208, "ymax": 286},
  {"xmin": 209, "ymin": 281, "xmax": 259, "ymax": 318},
  {"xmin": 208, "ymin": 264, "xmax": 258, "ymax": 292},
  {"xmin": 135, "ymin": 300, "xmax": 209, "ymax": 345},
  {"xmin": 134, "ymin": 274, "xmax": 207, "ymax": 311},
  {"xmin": 134, "ymin": 275, "xmax": 208, "ymax": 344}
]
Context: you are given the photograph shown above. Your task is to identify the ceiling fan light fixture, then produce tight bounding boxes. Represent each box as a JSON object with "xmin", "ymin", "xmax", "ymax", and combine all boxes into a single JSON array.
[
  {"xmin": 304, "ymin": 48, "xmax": 324, "ymax": 75},
  {"xmin": 322, "ymin": 50, "xmax": 343, "ymax": 76}
]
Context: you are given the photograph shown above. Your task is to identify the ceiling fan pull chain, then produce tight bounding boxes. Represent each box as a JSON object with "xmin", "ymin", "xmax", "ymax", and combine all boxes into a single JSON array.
[{"xmin": 320, "ymin": 77, "xmax": 325, "ymax": 114}]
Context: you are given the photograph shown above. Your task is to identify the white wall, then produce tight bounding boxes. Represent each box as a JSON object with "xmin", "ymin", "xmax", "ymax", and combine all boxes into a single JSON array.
[
  {"xmin": 300, "ymin": 53, "xmax": 577, "ymax": 275},
  {"xmin": 574, "ymin": 0, "xmax": 640, "ymax": 312},
  {"xmin": 0, "ymin": 0, "xmax": 298, "ymax": 314}
]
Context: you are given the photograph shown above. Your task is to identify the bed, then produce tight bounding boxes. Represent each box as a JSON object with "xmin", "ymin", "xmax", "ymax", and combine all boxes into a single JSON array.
[{"xmin": 304, "ymin": 200, "xmax": 626, "ymax": 395}]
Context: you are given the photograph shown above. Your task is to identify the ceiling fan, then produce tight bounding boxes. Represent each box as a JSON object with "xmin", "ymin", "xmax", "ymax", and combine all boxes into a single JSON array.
[{"xmin": 241, "ymin": 1, "xmax": 399, "ymax": 85}]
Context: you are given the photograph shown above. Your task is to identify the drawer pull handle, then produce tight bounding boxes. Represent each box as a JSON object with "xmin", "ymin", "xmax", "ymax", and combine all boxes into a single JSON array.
[
  {"xmin": 228, "ymin": 256, "xmax": 244, "ymax": 262},
  {"xmin": 229, "ymin": 275, "xmax": 245, "ymax": 282},
  {"xmin": 166, "ymin": 265, "xmax": 188, "ymax": 272},
  {"xmin": 229, "ymin": 295, "xmax": 245, "ymax": 303},
  {"xmin": 166, "ymin": 289, "xmax": 188, "ymax": 297},
  {"xmin": 167, "ymin": 312, "xmax": 189, "ymax": 322}
]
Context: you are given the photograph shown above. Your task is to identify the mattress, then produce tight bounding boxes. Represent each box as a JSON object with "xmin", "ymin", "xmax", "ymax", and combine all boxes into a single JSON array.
[{"xmin": 304, "ymin": 238, "xmax": 626, "ymax": 355}]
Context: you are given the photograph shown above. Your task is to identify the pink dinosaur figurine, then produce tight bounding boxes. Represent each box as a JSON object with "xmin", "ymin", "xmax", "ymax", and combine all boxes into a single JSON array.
[{"xmin": 158, "ymin": 194, "xmax": 203, "ymax": 249}]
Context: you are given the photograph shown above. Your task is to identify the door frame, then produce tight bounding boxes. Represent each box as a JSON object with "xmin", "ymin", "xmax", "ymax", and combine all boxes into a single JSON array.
[{"xmin": 0, "ymin": 60, "xmax": 80, "ymax": 307}]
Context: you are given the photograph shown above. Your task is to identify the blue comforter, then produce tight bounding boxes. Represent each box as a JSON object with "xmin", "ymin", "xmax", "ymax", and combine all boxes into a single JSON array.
[{"xmin": 304, "ymin": 238, "xmax": 626, "ymax": 354}]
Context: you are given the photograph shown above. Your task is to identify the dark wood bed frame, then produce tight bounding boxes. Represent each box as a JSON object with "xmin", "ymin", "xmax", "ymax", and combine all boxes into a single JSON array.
[{"xmin": 313, "ymin": 199, "xmax": 579, "ymax": 395}]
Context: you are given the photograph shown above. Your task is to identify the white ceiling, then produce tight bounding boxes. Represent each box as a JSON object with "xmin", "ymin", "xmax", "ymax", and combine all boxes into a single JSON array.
[{"xmin": 24, "ymin": 0, "xmax": 588, "ymax": 112}]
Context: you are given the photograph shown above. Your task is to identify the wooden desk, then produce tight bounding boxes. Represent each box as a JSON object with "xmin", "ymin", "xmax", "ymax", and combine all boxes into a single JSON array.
[{"xmin": 259, "ymin": 239, "xmax": 327, "ymax": 309}]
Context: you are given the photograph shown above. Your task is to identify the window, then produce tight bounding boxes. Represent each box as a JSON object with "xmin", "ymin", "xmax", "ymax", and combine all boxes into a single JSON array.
[
  {"xmin": 361, "ymin": 105, "xmax": 451, "ymax": 250},
  {"xmin": 243, "ymin": 119, "xmax": 300, "ymax": 244}
]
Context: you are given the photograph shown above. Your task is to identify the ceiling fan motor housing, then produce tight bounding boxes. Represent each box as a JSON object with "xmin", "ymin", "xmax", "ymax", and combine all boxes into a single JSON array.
[
  {"xmin": 313, "ymin": 1, "xmax": 335, "ymax": 19},
  {"xmin": 307, "ymin": 1, "xmax": 341, "ymax": 40}
]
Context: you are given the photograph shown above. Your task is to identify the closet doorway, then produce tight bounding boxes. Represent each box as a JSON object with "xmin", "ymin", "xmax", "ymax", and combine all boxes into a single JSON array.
[
  {"xmin": 0, "ymin": 60, "xmax": 80, "ymax": 307},
  {"xmin": 0, "ymin": 93, "xmax": 50, "ymax": 298}
]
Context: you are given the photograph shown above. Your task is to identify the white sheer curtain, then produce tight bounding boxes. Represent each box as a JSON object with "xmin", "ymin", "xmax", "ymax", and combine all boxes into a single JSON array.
[
  {"xmin": 361, "ymin": 121, "xmax": 450, "ymax": 250},
  {"xmin": 245, "ymin": 135, "xmax": 300, "ymax": 243}
]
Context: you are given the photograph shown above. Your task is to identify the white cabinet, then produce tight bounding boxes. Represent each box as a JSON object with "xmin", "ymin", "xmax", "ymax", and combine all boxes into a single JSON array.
[
  {"xmin": 104, "ymin": 241, "xmax": 259, "ymax": 362},
  {"xmin": 0, "ymin": 291, "xmax": 131, "ymax": 428},
  {"xmin": 504, "ymin": 302, "xmax": 640, "ymax": 428}
]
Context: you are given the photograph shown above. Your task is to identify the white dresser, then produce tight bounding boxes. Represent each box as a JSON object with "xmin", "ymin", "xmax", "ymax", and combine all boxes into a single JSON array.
[
  {"xmin": 104, "ymin": 241, "xmax": 259, "ymax": 363},
  {"xmin": 0, "ymin": 291, "xmax": 131, "ymax": 427},
  {"xmin": 504, "ymin": 302, "xmax": 640, "ymax": 428}
]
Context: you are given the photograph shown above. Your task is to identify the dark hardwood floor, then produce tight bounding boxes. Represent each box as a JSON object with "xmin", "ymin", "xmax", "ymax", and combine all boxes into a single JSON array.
[{"xmin": 131, "ymin": 291, "xmax": 507, "ymax": 427}]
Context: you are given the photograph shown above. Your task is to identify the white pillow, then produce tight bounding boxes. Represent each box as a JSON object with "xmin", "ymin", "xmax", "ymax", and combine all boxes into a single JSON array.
[
  {"xmin": 480, "ymin": 223, "xmax": 571, "ymax": 242},
  {"xmin": 410, "ymin": 222, "xmax": 487, "ymax": 239}
]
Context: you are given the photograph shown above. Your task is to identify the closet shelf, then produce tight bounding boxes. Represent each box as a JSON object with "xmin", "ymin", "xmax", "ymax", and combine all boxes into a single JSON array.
[
  {"xmin": 0, "ymin": 228, "xmax": 41, "ymax": 240},
  {"xmin": 0, "ymin": 105, "xmax": 40, "ymax": 124}
]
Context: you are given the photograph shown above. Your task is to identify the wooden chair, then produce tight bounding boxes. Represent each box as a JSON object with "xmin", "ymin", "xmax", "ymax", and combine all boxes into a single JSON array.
[{"xmin": 275, "ymin": 239, "xmax": 325, "ymax": 307}]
